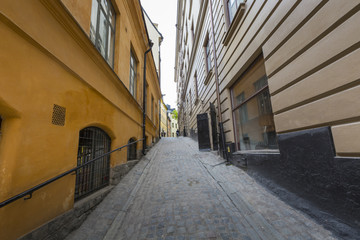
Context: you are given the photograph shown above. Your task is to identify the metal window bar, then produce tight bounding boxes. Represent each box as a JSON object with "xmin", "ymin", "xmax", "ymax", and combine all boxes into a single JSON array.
[
  {"xmin": 74, "ymin": 127, "xmax": 112, "ymax": 200},
  {"xmin": 0, "ymin": 138, "xmax": 144, "ymax": 208}
]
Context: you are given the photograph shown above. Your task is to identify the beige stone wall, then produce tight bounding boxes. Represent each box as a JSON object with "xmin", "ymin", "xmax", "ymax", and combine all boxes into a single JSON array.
[{"xmin": 176, "ymin": 0, "xmax": 360, "ymax": 155}]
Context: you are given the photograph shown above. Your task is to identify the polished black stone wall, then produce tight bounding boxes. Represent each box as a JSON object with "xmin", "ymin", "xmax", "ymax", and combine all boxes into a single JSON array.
[{"xmin": 230, "ymin": 127, "xmax": 360, "ymax": 227}]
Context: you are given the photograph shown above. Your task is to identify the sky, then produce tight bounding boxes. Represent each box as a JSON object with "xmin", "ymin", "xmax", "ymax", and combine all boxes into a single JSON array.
[{"xmin": 141, "ymin": 0, "xmax": 178, "ymax": 110}]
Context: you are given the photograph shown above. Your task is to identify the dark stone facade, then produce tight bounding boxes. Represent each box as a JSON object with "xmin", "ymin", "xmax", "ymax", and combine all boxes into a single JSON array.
[{"xmin": 230, "ymin": 127, "xmax": 360, "ymax": 228}]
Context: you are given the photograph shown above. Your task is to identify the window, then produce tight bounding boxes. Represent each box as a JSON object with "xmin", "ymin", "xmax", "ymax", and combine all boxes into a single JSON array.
[
  {"xmin": 129, "ymin": 50, "xmax": 137, "ymax": 98},
  {"xmin": 189, "ymin": 90, "xmax": 192, "ymax": 114},
  {"xmin": 145, "ymin": 82, "xmax": 149, "ymax": 113},
  {"xmin": 127, "ymin": 138, "xmax": 137, "ymax": 160},
  {"xmin": 236, "ymin": 92, "xmax": 248, "ymax": 123},
  {"xmin": 90, "ymin": 0, "xmax": 116, "ymax": 67},
  {"xmin": 194, "ymin": 71, "xmax": 198, "ymax": 100},
  {"xmin": 204, "ymin": 35, "xmax": 211, "ymax": 73},
  {"xmin": 155, "ymin": 103, "xmax": 158, "ymax": 123},
  {"xmin": 227, "ymin": 0, "xmax": 244, "ymax": 23},
  {"xmin": 231, "ymin": 55, "xmax": 278, "ymax": 151},
  {"xmin": 151, "ymin": 95, "xmax": 154, "ymax": 121},
  {"xmin": 75, "ymin": 127, "xmax": 111, "ymax": 200},
  {"xmin": 191, "ymin": 21, "xmax": 195, "ymax": 43}
]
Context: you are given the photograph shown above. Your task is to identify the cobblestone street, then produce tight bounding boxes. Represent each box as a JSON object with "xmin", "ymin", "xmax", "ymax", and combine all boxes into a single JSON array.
[{"xmin": 66, "ymin": 138, "xmax": 338, "ymax": 240}]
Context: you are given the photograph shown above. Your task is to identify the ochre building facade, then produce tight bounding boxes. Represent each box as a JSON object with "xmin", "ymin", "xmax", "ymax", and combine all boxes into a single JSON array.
[{"xmin": 0, "ymin": 0, "xmax": 161, "ymax": 239}]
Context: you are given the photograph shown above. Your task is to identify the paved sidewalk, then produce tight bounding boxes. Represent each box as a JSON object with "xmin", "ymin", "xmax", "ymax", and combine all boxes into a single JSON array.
[{"xmin": 66, "ymin": 137, "xmax": 338, "ymax": 240}]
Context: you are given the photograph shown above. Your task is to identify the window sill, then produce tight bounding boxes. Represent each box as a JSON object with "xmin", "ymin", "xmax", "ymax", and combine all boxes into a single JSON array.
[
  {"xmin": 233, "ymin": 149, "xmax": 280, "ymax": 155},
  {"xmin": 204, "ymin": 68, "xmax": 213, "ymax": 85},
  {"xmin": 223, "ymin": 3, "xmax": 246, "ymax": 46}
]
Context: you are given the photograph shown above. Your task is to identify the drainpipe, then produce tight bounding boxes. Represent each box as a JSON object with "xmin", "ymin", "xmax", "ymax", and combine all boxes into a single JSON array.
[
  {"xmin": 143, "ymin": 41, "xmax": 154, "ymax": 155},
  {"xmin": 209, "ymin": 0, "xmax": 228, "ymax": 161},
  {"xmin": 159, "ymin": 99, "xmax": 161, "ymax": 139}
]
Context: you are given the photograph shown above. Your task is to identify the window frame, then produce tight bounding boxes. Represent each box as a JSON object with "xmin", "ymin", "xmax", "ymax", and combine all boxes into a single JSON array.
[
  {"xmin": 194, "ymin": 71, "xmax": 199, "ymax": 101},
  {"xmin": 129, "ymin": 50, "xmax": 138, "ymax": 98},
  {"xmin": 227, "ymin": 0, "xmax": 244, "ymax": 23},
  {"xmin": 204, "ymin": 35, "xmax": 211, "ymax": 74},
  {"xmin": 151, "ymin": 95, "xmax": 154, "ymax": 121},
  {"xmin": 90, "ymin": 0, "xmax": 116, "ymax": 67},
  {"xmin": 230, "ymin": 55, "xmax": 277, "ymax": 151},
  {"xmin": 222, "ymin": 0, "xmax": 246, "ymax": 46}
]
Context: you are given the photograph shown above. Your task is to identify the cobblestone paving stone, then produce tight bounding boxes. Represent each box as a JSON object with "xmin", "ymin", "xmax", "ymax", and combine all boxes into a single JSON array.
[{"xmin": 67, "ymin": 137, "xmax": 338, "ymax": 240}]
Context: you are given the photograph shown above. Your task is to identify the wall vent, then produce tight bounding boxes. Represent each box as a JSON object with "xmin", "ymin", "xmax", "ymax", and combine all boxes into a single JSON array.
[{"xmin": 52, "ymin": 104, "xmax": 66, "ymax": 126}]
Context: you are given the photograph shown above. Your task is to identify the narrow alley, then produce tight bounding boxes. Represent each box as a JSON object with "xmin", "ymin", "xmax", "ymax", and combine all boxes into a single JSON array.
[{"xmin": 65, "ymin": 138, "xmax": 337, "ymax": 240}]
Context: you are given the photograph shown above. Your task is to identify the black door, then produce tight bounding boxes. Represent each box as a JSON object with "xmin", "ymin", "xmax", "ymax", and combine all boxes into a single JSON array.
[
  {"xmin": 210, "ymin": 103, "xmax": 218, "ymax": 150},
  {"xmin": 197, "ymin": 113, "xmax": 211, "ymax": 150}
]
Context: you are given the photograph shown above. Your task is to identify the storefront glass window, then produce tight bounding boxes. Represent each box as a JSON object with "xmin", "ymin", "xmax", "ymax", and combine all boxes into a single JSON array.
[{"xmin": 231, "ymin": 56, "xmax": 278, "ymax": 151}]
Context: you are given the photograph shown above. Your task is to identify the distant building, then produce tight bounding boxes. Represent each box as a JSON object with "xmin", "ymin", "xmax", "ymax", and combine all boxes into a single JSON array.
[
  {"xmin": 169, "ymin": 111, "xmax": 178, "ymax": 137},
  {"xmin": 143, "ymin": 8, "xmax": 163, "ymax": 79},
  {"xmin": 167, "ymin": 114, "xmax": 171, "ymax": 137},
  {"xmin": 160, "ymin": 99, "xmax": 168, "ymax": 137}
]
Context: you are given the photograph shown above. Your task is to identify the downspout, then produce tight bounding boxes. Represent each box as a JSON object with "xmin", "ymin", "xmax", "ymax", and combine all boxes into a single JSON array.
[
  {"xmin": 143, "ymin": 41, "xmax": 154, "ymax": 155},
  {"xmin": 159, "ymin": 99, "xmax": 161, "ymax": 139},
  {"xmin": 209, "ymin": 0, "xmax": 228, "ymax": 161},
  {"xmin": 159, "ymin": 37, "xmax": 163, "ymax": 140}
]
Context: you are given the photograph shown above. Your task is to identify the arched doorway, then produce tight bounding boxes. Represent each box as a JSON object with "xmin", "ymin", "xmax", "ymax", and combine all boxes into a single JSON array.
[
  {"xmin": 127, "ymin": 138, "xmax": 137, "ymax": 160},
  {"xmin": 75, "ymin": 127, "xmax": 111, "ymax": 200}
]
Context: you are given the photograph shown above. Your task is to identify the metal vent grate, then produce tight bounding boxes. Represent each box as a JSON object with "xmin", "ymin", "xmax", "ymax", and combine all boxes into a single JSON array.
[{"xmin": 52, "ymin": 104, "xmax": 66, "ymax": 126}]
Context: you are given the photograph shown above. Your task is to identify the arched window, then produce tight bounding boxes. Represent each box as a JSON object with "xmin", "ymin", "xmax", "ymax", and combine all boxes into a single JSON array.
[
  {"xmin": 75, "ymin": 127, "xmax": 111, "ymax": 200},
  {"xmin": 127, "ymin": 138, "xmax": 137, "ymax": 160}
]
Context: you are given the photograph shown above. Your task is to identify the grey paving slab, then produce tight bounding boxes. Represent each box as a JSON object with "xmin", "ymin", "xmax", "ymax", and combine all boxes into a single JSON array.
[{"xmin": 67, "ymin": 137, "xmax": 338, "ymax": 240}]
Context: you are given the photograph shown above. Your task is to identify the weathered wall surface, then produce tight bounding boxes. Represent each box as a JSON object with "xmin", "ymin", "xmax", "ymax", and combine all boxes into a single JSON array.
[
  {"xmin": 0, "ymin": 0, "xmax": 160, "ymax": 239},
  {"xmin": 175, "ymin": 0, "xmax": 360, "ymax": 229}
]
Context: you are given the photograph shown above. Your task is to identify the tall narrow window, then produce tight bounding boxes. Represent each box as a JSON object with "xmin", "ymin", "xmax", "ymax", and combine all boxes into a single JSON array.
[
  {"xmin": 194, "ymin": 72, "xmax": 198, "ymax": 100},
  {"xmin": 189, "ymin": 90, "xmax": 192, "ymax": 114},
  {"xmin": 129, "ymin": 50, "xmax": 137, "ymax": 98},
  {"xmin": 191, "ymin": 21, "xmax": 195, "ymax": 43},
  {"xmin": 231, "ymin": 55, "xmax": 277, "ymax": 151},
  {"xmin": 204, "ymin": 35, "xmax": 211, "ymax": 73},
  {"xmin": 127, "ymin": 138, "xmax": 137, "ymax": 160},
  {"xmin": 145, "ymin": 82, "xmax": 149, "ymax": 113},
  {"xmin": 227, "ymin": 0, "xmax": 244, "ymax": 23},
  {"xmin": 90, "ymin": 0, "xmax": 116, "ymax": 67},
  {"xmin": 151, "ymin": 95, "xmax": 154, "ymax": 121}
]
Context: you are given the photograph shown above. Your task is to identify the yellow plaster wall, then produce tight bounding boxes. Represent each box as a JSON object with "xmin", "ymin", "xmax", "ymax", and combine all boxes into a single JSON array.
[
  {"xmin": 61, "ymin": 0, "xmax": 92, "ymax": 34},
  {"xmin": 0, "ymin": 0, "xmax": 160, "ymax": 239}
]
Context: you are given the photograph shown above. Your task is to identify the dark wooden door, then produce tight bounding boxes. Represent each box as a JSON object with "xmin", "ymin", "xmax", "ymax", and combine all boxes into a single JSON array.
[{"xmin": 197, "ymin": 113, "xmax": 211, "ymax": 150}]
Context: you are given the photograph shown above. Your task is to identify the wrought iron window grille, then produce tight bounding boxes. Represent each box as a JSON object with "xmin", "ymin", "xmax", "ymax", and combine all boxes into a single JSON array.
[{"xmin": 0, "ymin": 138, "xmax": 144, "ymax": 208}]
